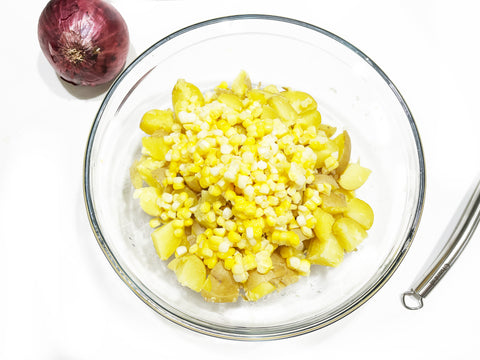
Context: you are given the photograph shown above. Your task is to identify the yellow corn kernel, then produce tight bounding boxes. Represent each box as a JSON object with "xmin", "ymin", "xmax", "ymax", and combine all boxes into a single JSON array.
[
  {"xmin": 227, "ymin": 231, "xmax": 242, "ymax": 243},
  {"xmin": 224, "ymin": 256, "xmax": 235, "ymax": 270},
  {"xmin": 176, "ymin": 207, "xmax": 192, "ymax": 220},
  {"xmin": 271, "ymin": 230, "xmax": 300, "ymax": 247},
  {"xmin": 199, "ymin": 247, "xmax": 214, "ymax": 258},
  {"xmin": 204, "ymin": 256, "xmax": 218, "ymax": 269},
  {"xmin": 188, "ymin": 243, "xmax": 199, "ymax": 254},
  {"xmin": 217, "ymin": 247, "xmax": 235, "ymax": 259}
]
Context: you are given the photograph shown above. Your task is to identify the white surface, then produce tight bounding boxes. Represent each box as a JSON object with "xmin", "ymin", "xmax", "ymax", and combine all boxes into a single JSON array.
[{"xmin": 1, "ymin": 0, "xmax": 479, "ymax": 358}]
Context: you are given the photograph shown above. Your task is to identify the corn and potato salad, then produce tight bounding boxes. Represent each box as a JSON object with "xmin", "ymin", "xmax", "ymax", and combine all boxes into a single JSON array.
[{"xmin": 130, "ymin": 71, "xmax": 374, "ymax": 303}]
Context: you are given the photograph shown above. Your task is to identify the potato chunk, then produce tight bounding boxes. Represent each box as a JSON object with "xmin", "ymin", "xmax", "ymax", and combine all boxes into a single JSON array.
[
  {"xmin": 151, "ymin": 221, "xmax": 185, "ymax": 260},
  {"xmin": 140, "ymin": 109, "xmax": 175, "ymax": 134},
  {"xmin": 334, "ymin": 131, "xmax": 351, "ymax": 176},
  {"xmin": 201, "ymin": 261, "xmax": 239, "ymax": 303},
  {"xmin": 172, "ymin": 79, "xmax": 205, "ymax": 116},
  {"xmin": 141, "ymin": 133, "xmax": 170, "ymax": 161},
  {"xmin": 332, "ymin": 217, "xmax": 368, "ymax": 252},
  {"xmin": 281, "ymin": 90, "xmax": 317, "ymax": 114},
  {"xmin": 313, "ymin": 207, "xmax": 336, "ymax": 240},
  {"xmin": 267, "ymin": 95, "xmax": 297, "ymax": 126},
  {"xmin": 345, "ymin": 198, "xmax": 374, "ymax": 230},
  {"xmin": 338, "ymin": 163, "xmax": 371, "ymax": 190},
  {"xmin": 307, "ymin": 234, "xmax": 344, "ymax": 267},
  {"xmin": 168, "ymin": 255, "xmax": 206, "ymax": 292}
]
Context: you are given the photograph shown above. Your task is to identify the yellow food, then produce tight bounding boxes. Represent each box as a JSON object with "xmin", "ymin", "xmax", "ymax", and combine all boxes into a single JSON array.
[{"xmin": 131, "ymin": 71, "xmax": 374, "ymax": 303}]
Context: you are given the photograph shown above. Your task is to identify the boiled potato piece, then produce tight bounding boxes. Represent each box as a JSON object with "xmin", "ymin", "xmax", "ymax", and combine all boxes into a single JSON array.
[
  {"xmin": 281, "ymin": 90, "xmax": 317, "ymax": 114},
  {"xmin": 314, "ymin": 174, "xmax": 339, "ymax": 190},
  {"xmin": 130, "ymin": 160, "xmax": 144, "ymax": 189},
  {"xmin": 334, "ymin": 131, "xmax": 351, "ymax": 176},
  {"xmin": 307, "ymin": 234, "xmax": 344, "ymax": 267},
  {"xmin": 168, "ymin": 254, "xmax": 206, "ymax": 292},
  {"xmin": 260, "ymin": 104, "xmax": 279, "ymax": 121},
  {"xmin": 140, "ymin": 109, "xmax": 175, "ymax": 134},
  {"xmin": 313, "ymin": 207, "xmax": 336, "ymax": 240},
  {"xmin": 267, "ymin": 95, "xmax": 297, "ymax": 126},
  {"xmin": 217, "ymin": 93, "xmax": 244, "ymax": 112},
  {"xmin": 135, "ymin": 187, "xmax": 162, "ymax": 217},
  {"xmin": 268, "ymin": 252, "xmax": 299, "ymax": 289},
  {"xmin": 338, "ymin": 163, "xmax": 371, "ymax": 190},
  {"xmin": 201, "ymin": 261, "xmax": 239, "ymax": 303},
  {"xmin": 244, "ymin": 270, "xmax": 276, "ymax": 301},
  {"xmin": 345, "ymin": 198, "xmax": 374, "ymax": 230},
  {"xmin": 318, "ymin": 124, "xmax": 337, "ymax": 138},
  {"xmin": 314, "ymin": 140, "xmax": 339, "ymax": 169},
  {"xmin": 297, "ymin": 109, "xmax": 322, "ymax": 129},
  {"xmin": 320, "ymin": 191, "xmax": 348, "ymax": 214},
  {"xmin": 172, "ymin": 79, "xmax": 205, "ymax": 116},
  {"xmin": 151, "ymin": 221, "xmax": 185, "ymax": 260},
  {"xmin": 141, "ymin": 131, "xmax": 170, "ymax": 161},
  {"xmin": 135, "ymin": 157, "xmax": 166, "ymax": 188},
  {"xmin": 245, "ymin": 282, "xmax": 276, "ymax": 301},
  {"xmin": 194, "ymin": 191, "xmax": 221, "ymax": 228},
  {"xmin": 231, "ymin": 70, "xmax": 252, "ymax": 98},
  {"xmin": 333, "ymin": 217, "xmax": 368, "ymax": 252},
  {"xmin": 184, "ymin": 174, "xmax": 202, "ymax": 192}
]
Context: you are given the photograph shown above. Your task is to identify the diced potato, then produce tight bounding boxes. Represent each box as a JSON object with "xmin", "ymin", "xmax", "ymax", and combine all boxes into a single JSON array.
[
  {"xmin": 184, "ymin": 174, "xmax": 202, "ymax": 192},
  {"xmin": 245, "ymin": 281, "xmax": 276, "ymax": 301},
  {"xmin": 130, "ymin": 160, "xmax": 144, "ymax": 189},
  {"xmin": 140, "ymin": 109, "xmax": 175, "ymax": 134},
  {"xmin": 338, "ymin": 163, "xmax": 371, "ymax": 190},
  {"xmin": 268, "ymin": 252, "xmax": 299, "ymax": 289},
  {"xmin": 247, "ymin": 89, "xmax": 269, "ymax": 104},
  {"xmin": 318, "ymin": 124, "xmax": 337, "ymax": 138},
  {"xmin": 345, "ymin": 198, "xmax": 374, "ymax": 230},
  {"xmin": 142, "ymin": 134, "xmax": 170, "ymax": 161},
  {"xmin": 151, "ymin": 221, "xmax": 185, "ymax": 260},
  {"xmin": 231, "ymin": 70, "xmax": 252, "ymax": 98},
  {"xmin": 172, "ymin": 79, "xmax": 205, "ymax": 116},
  {"xmin": 267, "ymin": 95, "xmax": 297, "ymax": 126},
  {"xmin": 320, "ymin": 191, "xmax": 348, "ymax": 214},
  {"xmin": 201, "ymin": 261, "xmax": 239, "ymax": 303},
  {"xmin": 168, "ymin": 254, "xmax": 206, "ymax": 292},
  {"xmin": 314, "ymin": 140, "xmax": 339, "ymax": 169},
  {"xmin": 194, "ymin": 191, "xmax": 222, "ymax": 228},
  {"xmin": 260, "ymin": 104, "xmax": 279, "ymax": 121},
  {"xmin": 135, "ymin": 187, "xmax": 162, "ymax": 217},
  {"xmin": 135, "ymin": 157, "xmax": 166, "ymax": 188},
  {"xmin": 332, "ymin": 217, "xmax": 368, "ymax": 252},
  {"xmin": 313, "ymin": 207, "xmax": 336, "ymax": 239},
  {"xmin": 314, "ymin": 174, "xmax": 339, "ymax": 190},
  {"xmin": 334, "ymin": 131, "xmax": 351, "ymax": 176},
  {"xmin": 297, "ymin": 109, "xmax": 322, "ymax": 129},
  {"xmin": 217, "ymin": 93, "xmax": 244, "ymax": 112},
  {"xmin": 307, "ymin": 234, "xmax": 344, "ymax": 267},
  {"xmin": 263, "ymin": 84, "xmax": 280, "ymax": 94},
  {"xmin": 281, "ymin": 90, "xmax": 317, "ymax": 114}
]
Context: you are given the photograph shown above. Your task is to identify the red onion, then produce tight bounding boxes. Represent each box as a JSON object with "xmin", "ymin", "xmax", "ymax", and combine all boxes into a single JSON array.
[{"xmin": 38, "ymin": 0, "xmax": 129, "ymax": 86}]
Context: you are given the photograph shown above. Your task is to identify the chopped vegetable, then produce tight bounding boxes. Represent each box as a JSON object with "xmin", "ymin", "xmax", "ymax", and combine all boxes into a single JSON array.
[{"xmin": 131, "ymin": 71, "xmax": 374, "ymax": 302}]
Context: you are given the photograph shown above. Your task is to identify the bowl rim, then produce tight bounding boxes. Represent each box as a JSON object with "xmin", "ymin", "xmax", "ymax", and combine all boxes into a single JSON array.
[{"xmin": 83, "ymin": 14, "xmax": 426, "ymax": 341}]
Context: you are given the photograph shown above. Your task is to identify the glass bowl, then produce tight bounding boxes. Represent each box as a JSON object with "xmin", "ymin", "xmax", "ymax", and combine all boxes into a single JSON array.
[{"xmin": 84, "ymin": 15, "xmax": 425, "ymax": 340}]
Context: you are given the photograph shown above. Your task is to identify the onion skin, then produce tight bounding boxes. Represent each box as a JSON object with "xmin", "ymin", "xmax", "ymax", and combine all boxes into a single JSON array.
[{"xmin": 38, "ymin": 0, "xmax": 129, "ymax": 86}]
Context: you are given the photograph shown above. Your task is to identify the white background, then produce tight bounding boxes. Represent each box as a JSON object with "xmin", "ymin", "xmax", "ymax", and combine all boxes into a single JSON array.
[{"xmin": 1, "ymin": 0, "xmax": 479, "ymax": 358}]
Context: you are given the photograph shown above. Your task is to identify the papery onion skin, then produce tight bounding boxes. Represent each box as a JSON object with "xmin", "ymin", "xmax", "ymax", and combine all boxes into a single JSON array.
[{"xmin": 38, "ymin": 0, "xmax": 129, "ymax": 86}]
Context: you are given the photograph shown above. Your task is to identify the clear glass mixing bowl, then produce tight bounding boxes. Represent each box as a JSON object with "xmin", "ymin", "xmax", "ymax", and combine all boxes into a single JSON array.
[{"xmin": 84, "ymin": 15, "xmax": 425, "ymax": 340}]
